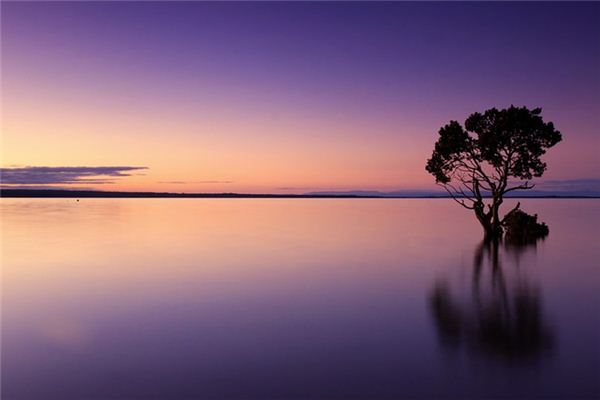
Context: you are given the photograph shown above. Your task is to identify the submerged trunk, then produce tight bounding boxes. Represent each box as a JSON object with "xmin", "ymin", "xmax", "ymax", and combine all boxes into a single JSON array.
[
  {"xmin": 480, "ymin": 220, "xmax": 502, "ymax": 239},
  {"xmin": 483, "ymin": 224, "xmax": 503, "ymax": 240},
  {"xmin": 474, "ymin": 198, "xmax": 503, "ymax": 240}
]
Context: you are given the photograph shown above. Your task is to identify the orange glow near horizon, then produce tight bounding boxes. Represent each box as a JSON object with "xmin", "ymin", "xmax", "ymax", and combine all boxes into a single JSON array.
[{"xmin": 1, "ymin": 86, "xmax": 435, "ymax": 193}]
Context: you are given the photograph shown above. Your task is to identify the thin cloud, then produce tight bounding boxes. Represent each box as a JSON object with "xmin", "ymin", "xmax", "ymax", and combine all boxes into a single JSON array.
[
  {"xmin": 276, "ymin": 186, "xmax": 319, "ymax": 191},
  {"xmin": 0, "ymin": 166, "xmax": 147, "ymax": 185},
  {"xmin": 0, "ymin": 185, "xmax": 93, "ymax": 191},
  {"xmin": 157, "ymin": 180, "xmax": 234, "ymax": 184}
]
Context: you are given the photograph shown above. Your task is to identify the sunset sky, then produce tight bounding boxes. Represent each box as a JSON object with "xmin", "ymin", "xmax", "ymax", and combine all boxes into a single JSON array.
[{"xmin": 2, "ymin": 2, "xmax": 599, "ymax": 193}]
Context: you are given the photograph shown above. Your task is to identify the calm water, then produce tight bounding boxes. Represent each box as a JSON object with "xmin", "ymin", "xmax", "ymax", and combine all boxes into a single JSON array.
[{"xmin": 1, "ymin": 199, "xmax": 599, "ymax": 399}]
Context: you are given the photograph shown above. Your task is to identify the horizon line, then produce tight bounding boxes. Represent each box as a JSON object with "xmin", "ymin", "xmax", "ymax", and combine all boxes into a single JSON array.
[{"xmin": 1, "ymin": 188, "xmax": 598, "ymax": 199}]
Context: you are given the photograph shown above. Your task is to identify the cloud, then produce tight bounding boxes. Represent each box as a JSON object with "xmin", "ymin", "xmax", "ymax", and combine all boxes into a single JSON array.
[
  {"xmin": 157, "ymin": 180, "xmax": 233, "ymax": 184},
  {"xmin": 276, "ymin": 186, "xmax": 318, "ymax": 191},
  {"xmin": 0, "ymin": 166, "xmax": 147, "ymax": 185},
  {"xmin": 0, "ymin": 185, "xmax": 92, "ymax": 190}
]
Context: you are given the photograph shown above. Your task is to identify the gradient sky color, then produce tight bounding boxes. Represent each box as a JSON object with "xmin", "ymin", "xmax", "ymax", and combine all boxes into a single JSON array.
[{"xmin": 2, "ymin": 2, "xmax": 599, "ymax": 193}]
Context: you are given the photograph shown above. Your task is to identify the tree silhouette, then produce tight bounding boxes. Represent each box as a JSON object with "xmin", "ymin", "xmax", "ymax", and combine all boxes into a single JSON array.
[{"xmin": 426, "ymin": 106, "xmax": 562, "ymax": 238}]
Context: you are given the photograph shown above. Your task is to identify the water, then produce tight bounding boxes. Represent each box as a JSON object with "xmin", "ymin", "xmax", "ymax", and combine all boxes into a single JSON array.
[{"xmin": 1, "ymin": 199, "xmax": 598, "ymax": 399}]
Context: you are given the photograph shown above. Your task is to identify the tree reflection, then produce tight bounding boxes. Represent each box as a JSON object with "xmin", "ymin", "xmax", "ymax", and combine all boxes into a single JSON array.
[{"xmin": 429, "ymin": 239, "xmax": 554, "ymax": 363}]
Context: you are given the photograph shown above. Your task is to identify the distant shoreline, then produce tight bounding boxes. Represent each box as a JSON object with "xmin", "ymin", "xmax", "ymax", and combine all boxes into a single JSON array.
[{"xmin": 0, "ymin": 189, "xmax": 598, "ymax": 199}]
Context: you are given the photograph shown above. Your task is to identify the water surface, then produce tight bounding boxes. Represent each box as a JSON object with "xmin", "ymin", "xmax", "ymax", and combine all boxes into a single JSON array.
[{"xmin": 1, "ymin": 199, "xmax": 599, "ymax": 399}]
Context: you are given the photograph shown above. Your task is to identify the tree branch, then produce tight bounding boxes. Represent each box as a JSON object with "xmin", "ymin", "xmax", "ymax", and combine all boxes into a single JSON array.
[{"xmin": 438, "ymin": 183, "xmax": 475, "ymax": 210}]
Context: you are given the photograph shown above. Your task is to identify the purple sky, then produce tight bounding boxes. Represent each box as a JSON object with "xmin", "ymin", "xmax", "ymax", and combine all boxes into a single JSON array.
[{"xmin": 2, "ymin": 2, "xmax": 599, "ymax": 192}]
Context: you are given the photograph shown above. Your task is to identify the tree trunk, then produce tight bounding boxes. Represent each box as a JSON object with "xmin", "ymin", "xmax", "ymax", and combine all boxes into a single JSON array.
[
  {"xmin": 474, "ymin": 204, "xmax": 502, "ymax": 240},
  {"xmin": 473, "ymin": 204, "xmax": 498, "ymax": 239},
  {"xmin": 482, "ymin": 222, "xmax": 502, "ymax": 240},
  {"xmin": 490, "ymin": 196, "xmax": 504, "ymax": 238}
]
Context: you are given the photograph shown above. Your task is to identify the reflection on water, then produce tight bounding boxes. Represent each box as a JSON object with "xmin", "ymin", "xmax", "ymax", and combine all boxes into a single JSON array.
[
  {"xmin": 1, "ymin": 199, "xmax": 599, "ymax": 399},
  {"xmin": 430, "ymin": 239, "xmax": 554, "ymax": 364}
]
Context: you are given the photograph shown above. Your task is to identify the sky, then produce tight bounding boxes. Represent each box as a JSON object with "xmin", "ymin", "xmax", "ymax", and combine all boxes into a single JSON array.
[{"xmin": 1, "ymin": 2, "xmax": 599, "ymax": 194}]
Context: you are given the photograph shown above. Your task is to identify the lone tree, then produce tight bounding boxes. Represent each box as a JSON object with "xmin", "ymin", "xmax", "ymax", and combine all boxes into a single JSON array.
[{"xmin": 426, "ymin": 106, "xmax": 562, "ymax": 239}]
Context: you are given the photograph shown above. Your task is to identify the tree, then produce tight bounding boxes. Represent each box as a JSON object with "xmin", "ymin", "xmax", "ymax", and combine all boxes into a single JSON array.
[{"xmin": 426, "ymin": 106, "xmax": 562, "ymax": 238}]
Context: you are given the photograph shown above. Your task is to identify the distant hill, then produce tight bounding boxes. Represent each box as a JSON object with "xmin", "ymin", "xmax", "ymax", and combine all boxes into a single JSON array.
[{"xmin": 305, "ymin": 189, "xmax": 600, "ymax": 198}]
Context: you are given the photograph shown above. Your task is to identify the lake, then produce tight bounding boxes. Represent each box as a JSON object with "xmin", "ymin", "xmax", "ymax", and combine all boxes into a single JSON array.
[{"xmin": 1, "ymin": 199, "xmax": 598, "ymax": 399}]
